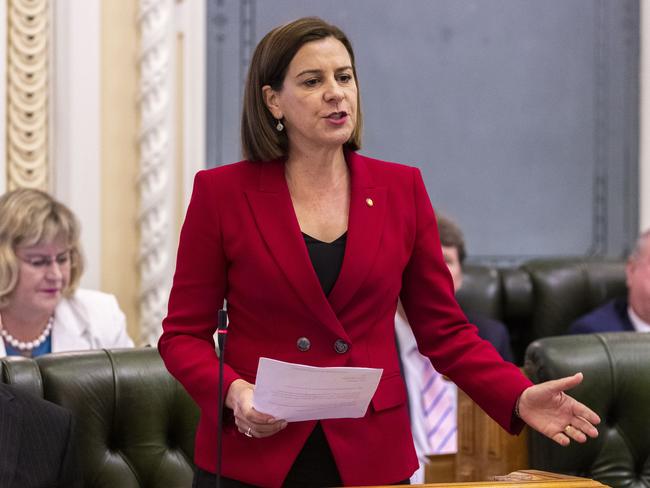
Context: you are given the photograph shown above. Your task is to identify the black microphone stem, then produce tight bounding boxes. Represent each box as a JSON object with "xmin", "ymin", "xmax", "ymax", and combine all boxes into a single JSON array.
[{"xmin": 216, "ymin": 308, "xmax": 228, "ymax": 488}]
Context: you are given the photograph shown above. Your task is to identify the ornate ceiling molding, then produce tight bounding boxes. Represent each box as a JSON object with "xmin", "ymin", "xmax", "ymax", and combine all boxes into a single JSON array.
[{"xmin": 6, "ymin": 0, "xmax": 49, "ymax": 190}]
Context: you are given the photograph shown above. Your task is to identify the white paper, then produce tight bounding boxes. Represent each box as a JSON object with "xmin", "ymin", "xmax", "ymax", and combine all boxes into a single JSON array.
[{"xmin": 252, "ymin": 357, "xmax": 383, "ymax": 422}]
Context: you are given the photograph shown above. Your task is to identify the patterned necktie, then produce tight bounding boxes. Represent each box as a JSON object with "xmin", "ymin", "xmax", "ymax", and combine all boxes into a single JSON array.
[{"xmin": 410, "ymin": 347, "xmax": 457, "ymax": 454}]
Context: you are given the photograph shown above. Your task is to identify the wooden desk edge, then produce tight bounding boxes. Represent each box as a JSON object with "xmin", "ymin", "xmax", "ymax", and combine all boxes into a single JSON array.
[{"xmin": 354, "ymin": 470, "xmax": 609, "ymax": 488}]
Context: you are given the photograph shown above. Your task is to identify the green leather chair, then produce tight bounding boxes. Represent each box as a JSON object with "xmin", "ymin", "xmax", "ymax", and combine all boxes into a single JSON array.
[
  {"xmin": 458, "ymin": 259, "xmax": 626, "ymax": 363},
  {"xmin": 524, "ymin": 333, "xmax": 650, "ymax": 488},
  {"xmin": 521, "ymin": 259, "xmax": 627, "ymax": 340},
  {"xmin": 0, "ymin": 348, "xmax": 199, "ymax": 488}
]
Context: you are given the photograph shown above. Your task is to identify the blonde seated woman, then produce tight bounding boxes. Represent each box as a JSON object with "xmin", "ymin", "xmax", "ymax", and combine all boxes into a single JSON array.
[{"xmin": 0, "ymin": 189, "xmax": 133, "ymax": 358}]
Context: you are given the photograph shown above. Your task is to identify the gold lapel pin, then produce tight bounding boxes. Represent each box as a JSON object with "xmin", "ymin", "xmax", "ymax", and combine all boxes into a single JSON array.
[{"xmin": 365, "ymin": 198, "xmax": 374, "ymax": 207}]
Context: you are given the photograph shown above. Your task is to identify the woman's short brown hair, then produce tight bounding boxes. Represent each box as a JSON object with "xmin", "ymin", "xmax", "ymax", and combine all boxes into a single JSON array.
[
  {"xmin": 241, "ymin": 17, "xmax": 363, "ymax": 162},
  {"xmin": 0, "ymin": 189, "xmax": 84, "ymax": 308}
]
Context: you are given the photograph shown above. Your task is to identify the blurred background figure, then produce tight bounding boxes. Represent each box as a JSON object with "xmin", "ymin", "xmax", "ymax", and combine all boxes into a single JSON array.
[
  {"xmin": 0, "ymin": 189, "xmax": 133, "ymax": 357},
  {"xmin": 0, "ymin": 382, "xmax": 81, "ymax": 487},
  {"xmin": 395, "ymin": 303, "xmax": 457, "ymax": 484},
  {"xmin": 437, "ymin": 214, "xmax": 514, "ymax": 361},
  {"xmin": 570, "ymin": 229, "xmax": 650, "ymax": 334},
  {"xmin": 396, "ymin": 213, "xmax": 514, "ymax": 483}
]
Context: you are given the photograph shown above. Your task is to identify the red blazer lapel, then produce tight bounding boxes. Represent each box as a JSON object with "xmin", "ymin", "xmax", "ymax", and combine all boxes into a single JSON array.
[
  {"xmin": 244, "ymin": 160, "xmax": 343, "ymax": 334},
  {"xmin": 328, "ymin": 152, "xmax": 387, "ymax": 314}
]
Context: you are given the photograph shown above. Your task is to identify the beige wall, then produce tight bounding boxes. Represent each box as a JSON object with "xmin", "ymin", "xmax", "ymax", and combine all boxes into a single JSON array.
[{"xmin": 101, "ymin": 0, "xmax": 141, "ymax": 343}]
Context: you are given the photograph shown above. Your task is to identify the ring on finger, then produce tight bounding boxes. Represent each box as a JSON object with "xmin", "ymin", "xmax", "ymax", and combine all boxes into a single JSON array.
[
  {"xmin": 245, "ymin": 426, "xmax": 253, "ymax": 437},
  {"xmin": 564, "ymin": 424, "xmax": 572, "ymax": 434}
]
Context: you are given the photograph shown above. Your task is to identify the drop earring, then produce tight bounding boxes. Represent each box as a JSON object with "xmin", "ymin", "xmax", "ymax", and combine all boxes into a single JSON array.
[{"xmin": 276, "ymin": 119, "xmax": 284, "ymax": 132}]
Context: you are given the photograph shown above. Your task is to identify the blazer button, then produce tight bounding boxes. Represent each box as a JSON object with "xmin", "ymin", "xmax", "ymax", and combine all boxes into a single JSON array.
[
  {"xmin": 296, "ymin": 337, "xmax": 311, "ymax": 352},
  {"xmin": 334, "ymin": 339, "xmax": 349, "ymax": 354}
]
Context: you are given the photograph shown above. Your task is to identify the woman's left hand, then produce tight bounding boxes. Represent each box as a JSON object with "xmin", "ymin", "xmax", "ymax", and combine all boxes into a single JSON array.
[{"xmin": 517, "ymin": 372, "xmax": 600, "ymax": 446}]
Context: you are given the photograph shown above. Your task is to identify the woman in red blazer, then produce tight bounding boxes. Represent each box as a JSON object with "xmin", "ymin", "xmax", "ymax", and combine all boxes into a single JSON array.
[{"xmin": 160, "ymin": 17, "xmax": 600, "ymax": 488}]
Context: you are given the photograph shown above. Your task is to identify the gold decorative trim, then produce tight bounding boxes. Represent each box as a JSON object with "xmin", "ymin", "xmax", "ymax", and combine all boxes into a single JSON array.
[{"xmin": 6, "ymin": 0, "xmax": 49, "ymax": 190}]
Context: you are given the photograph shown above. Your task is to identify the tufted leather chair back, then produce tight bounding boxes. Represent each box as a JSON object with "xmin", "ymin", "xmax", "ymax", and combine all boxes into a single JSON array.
[
  {"xmin": 457, "ymin": 259, "xmax": 626, "ymax": 363},
  {"xmin": 522, "ymin": 259, "xmax": 627, "ymax": 338},
  {"xmin": 525, "ymin": 333, "xmax": 650, "ymax": 488},
  {"xmin": 0, "ymin": 348, "xmax": 199, "ymax": 488}
]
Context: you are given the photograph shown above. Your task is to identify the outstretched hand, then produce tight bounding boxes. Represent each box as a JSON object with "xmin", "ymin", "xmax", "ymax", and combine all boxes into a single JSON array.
[{"xmin": 518, "ymin": 372, "xmax": 600, "ymax": 446}]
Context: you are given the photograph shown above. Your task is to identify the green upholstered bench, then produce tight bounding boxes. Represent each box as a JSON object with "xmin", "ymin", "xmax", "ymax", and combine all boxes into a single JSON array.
[{"xmin": 0, "ymin": 347, "xmax": 199, "ymax": 488}]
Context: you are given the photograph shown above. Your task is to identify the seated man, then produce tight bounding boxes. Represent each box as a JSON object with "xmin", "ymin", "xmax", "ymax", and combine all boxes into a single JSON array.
[
  {"xmin": 569, "ymin": 229, "xmax": 650, "ymax": 334},
  {"xmin": 396, "ymin": 214, "xmax": 514, "ymax": 483},
  {"xmin": 436, "ymin": 215, "xmax": 514, "ymax": 362},
  {"xmin": 0, "ymin": 382, "xmax": 80, "ymax": 487}
]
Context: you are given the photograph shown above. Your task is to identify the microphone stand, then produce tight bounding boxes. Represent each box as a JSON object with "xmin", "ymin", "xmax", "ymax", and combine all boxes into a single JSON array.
[{"xmin": 216, "ymin": 308, "xmax": 228, "ymax": 488}]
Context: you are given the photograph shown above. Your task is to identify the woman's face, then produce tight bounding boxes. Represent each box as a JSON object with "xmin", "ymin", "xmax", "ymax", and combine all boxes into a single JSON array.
[
  {"xmin": 264, "ymin": 37, "xmax": 358, "ymax": 153},
  {"xmin": 11, "ymin": 238, "xmax": 71, "ymax": 318}
]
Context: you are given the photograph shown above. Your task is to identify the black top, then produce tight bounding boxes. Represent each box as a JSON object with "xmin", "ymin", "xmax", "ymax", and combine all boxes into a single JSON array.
[{"xmin": 302, "ymin": 232, "xmax": 347, "ymax": 295}]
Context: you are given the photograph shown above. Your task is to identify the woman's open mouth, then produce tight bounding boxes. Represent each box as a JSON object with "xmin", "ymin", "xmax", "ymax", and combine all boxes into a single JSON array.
[{"xmin": 325, "ymin": 111, "xmax": 349, "ymax": 125}]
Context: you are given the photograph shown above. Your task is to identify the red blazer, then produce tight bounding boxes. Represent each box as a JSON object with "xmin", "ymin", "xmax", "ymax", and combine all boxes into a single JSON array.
[{"xmin": 159, "ymin": 151, "xmax": 532, "ymax": 487}]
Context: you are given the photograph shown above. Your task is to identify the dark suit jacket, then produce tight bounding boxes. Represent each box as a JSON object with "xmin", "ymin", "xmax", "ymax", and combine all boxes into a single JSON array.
[
  {"xmin": 0, "ymin": 384, "xmax": 80, "ymax": 488},
  {"xmin": 159, "ymin": 151, "xmax": 531, "ymax": 486},
  {"xmin": 466, "ymin": 312, "xmax": 514, "ymax": 363},
  {"xmin": 568, "ymin": 297, "xmax": 634, "ymax": 334}
]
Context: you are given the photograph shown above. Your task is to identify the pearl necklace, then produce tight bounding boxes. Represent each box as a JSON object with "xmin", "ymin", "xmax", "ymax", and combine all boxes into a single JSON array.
[{"xmin": 1, "ymin": 316, "xmax": 54, "ymax": 351}]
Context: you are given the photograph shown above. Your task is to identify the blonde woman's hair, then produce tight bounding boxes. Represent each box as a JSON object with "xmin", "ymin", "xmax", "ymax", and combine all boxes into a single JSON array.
[{"xmin": 0, "ymin": 189, "xmax": 84, "ymax": 308}]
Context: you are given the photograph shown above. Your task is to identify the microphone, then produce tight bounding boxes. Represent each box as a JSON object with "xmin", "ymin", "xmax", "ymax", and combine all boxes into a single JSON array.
[{"xmin": 216, "ymin": 308, "xmax": 228, "ymax": 488}]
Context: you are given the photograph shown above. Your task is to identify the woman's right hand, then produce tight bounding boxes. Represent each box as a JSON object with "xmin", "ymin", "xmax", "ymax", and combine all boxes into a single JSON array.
[
  {"xmin": 517, "ymin": 372, "xmax": 600, "ymax": 446},
  {"xmin": 225, "ymin": 379, "xmax": 288, "ymax": 438}
]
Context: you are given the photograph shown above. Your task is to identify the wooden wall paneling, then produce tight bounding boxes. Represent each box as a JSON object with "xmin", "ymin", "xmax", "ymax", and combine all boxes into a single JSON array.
[
  {"xmin": 206, "ymin": 0, "xmax": 640, "ymax": 260},
  {"xmin": 456, "ymin": 387, "xmax": 529, "ymax": 482}
]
